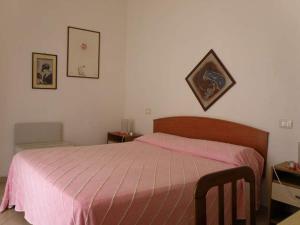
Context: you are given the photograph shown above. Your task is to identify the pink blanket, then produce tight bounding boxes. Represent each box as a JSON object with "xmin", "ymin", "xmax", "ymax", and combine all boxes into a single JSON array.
[{"xmin": 0, "ymin": 136, "xmax": 263, "ymax": 225}]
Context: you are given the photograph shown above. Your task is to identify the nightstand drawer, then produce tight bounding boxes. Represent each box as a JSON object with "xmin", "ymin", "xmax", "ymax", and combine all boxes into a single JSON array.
[
  {"xmin": 272, "ymin": 182, "xmax": 300, "ymax": 208},
  {"xmin": 107, "ymin": 132, "xmax": 142, "ymax": 144}
]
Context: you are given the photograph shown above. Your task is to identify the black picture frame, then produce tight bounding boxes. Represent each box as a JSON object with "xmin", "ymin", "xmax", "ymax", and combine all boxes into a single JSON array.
[{"xmin": 67, "ymin": 26, "xmax": 100, "ymax": 79}]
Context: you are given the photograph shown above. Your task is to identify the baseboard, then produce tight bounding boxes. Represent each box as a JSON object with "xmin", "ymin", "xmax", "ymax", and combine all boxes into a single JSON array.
[{"xmin": 0, "ymin": 176, "xmax": 7, "ymax": 183}]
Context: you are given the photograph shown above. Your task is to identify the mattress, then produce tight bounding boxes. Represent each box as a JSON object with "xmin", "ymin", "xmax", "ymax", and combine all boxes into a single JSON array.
[{"xmin": 0, "ymin": 134, "xmax": 263, "ymax": 225}]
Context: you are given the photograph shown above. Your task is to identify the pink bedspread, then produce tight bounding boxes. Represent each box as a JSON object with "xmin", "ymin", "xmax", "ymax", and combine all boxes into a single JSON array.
[{"xmin": 0, "ymin": 139, "xmax": 262, "ymax": 225}]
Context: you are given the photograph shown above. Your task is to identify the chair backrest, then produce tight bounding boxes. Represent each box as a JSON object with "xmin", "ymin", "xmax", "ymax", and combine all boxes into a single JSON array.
[
  {"xmin": 195, "ymin": 166, "xmax": 256, "ymax": 225},
  {"xmin": 15, "ymin": 122, "xmax": 63, "ymax": 145}
]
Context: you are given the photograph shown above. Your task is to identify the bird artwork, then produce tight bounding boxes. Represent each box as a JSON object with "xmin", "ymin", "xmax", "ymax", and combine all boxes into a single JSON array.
[{"xmin": 186, "ymin": 49, "xmax": 236, "ymax": 111}]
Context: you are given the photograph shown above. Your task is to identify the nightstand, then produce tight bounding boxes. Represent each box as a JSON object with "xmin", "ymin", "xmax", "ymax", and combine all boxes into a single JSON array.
[
  {"xmin": 107, "ymin": 132, "xmax": 141, "ymax": 144},
  {"xmin": 269, "ymin": 162, "xmax": 300, "ymax": 225},
  {"xmin": 278, "ymin": 211, "xmax": 300, "ymax": 225}
]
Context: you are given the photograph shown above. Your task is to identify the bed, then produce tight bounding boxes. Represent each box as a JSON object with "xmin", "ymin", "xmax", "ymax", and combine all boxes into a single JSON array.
[{"xmin": 0, "ymin": 116, "xmax": 269, "ymax": 225}]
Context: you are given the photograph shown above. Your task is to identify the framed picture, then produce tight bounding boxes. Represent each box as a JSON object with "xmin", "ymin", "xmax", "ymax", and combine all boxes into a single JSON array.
[
  {"xmin": 67, "ymin": 26, "xmax": 100, "ymax": 79},
  {"xmin": 32, "ymin": 53, "xmax": 57, "ymax": 89},
  {"xmin": 186, "ymin": 49, "xmax": 236, "ymax": 111}
]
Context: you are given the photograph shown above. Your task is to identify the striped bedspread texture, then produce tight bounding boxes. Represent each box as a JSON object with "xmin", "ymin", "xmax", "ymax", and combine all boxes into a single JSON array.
[{"xmin": 0, "ymin": 134, "xmax": 263, "ymax": 225}]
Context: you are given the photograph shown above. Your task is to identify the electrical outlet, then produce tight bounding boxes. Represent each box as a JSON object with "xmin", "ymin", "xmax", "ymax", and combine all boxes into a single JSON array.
[
  {"xmin": 286, "ymin": 120, "xmax": 293, "ymax": 128},
  {"xmin": 279, "ymin": 120, "xmax": 293, "ymax": 129},
  {"xmin": 145, "ymin": 108, "xmax": 152, "ymax": 115}
]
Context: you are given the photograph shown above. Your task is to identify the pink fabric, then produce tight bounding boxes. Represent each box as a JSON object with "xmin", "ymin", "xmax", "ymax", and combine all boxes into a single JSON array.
[
  {"xmin": 136, "ymin": 133, "xmax": 264, "ymax": 169},
  {"xmin": 0, "ymin": 139, "xmax": 261, "ymax": 225},
  {"xmin": 136, "ymin": 133, "xmax": 264, "ymax": 207}
]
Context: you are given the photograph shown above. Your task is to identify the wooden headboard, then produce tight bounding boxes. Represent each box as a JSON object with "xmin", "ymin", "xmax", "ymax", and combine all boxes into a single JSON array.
[{"xmin": 153, "ymin": 116, "xmax": 269, "ymax": 163}]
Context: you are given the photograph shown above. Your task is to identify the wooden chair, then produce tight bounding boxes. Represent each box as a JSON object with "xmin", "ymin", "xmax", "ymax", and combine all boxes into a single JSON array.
[{"xmin": 195, "ymin": 166, "xmax": 256, "ymax": 225}]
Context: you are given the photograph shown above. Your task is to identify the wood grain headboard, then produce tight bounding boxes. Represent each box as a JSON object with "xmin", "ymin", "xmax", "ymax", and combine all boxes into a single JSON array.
[{"xmin": 153, "ymin": 116, "xmax": 269, "ymax": 164}]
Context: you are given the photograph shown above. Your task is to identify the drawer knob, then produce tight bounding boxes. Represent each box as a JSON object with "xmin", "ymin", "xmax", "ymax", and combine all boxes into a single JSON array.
[{"xmin": 295, "ymin": 195, "xmax": 300, "ymax": 200}]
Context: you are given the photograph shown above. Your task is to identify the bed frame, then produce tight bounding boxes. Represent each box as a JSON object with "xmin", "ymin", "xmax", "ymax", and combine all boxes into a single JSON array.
[
  {"xmin": 195, "ymin": 166, "xmax": 256, "ymax": 225},
  {"xmin": 154, "ymin": 116, "xmax": 267, "ymax": 225},
  {"xmin": 153, "ymin": 116, "xmax": 269, "ymax": 171}
]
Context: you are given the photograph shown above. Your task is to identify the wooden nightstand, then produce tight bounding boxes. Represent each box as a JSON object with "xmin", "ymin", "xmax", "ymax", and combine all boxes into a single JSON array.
[
  {"xmin": 269, "ymin": 162, "xmax": 300, "ymax": 225},
  {"xmin": 107, "ymin": 132, "xmax": 141, "ymax": 144}
]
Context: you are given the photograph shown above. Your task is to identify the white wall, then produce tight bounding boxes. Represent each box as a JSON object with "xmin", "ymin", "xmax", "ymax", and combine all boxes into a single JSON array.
[
  {"xmin": 125, "ymin": 0, "xmax": 300, "ymax": 204},
  {"xmin": 0, "ymin": 0, "xmax": 127, "ymax": 176}
]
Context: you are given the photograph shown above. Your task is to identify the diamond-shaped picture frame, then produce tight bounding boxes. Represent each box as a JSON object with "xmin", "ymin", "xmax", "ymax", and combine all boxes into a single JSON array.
[{"xmin": 185, "ymin": 49, "xmax": 236, "ymax": 111}]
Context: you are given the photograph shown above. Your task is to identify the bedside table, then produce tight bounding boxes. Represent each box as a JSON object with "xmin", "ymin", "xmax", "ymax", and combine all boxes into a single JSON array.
[
  {"xmin": 278, "ymin": 211, "xmax": 300, "ymax": 225},
  {"xmin": 269, "ymin": 162, "xmax": 300, "ymax": 225},
  {"xmin": 107, "ymin": 132, "xmax": 141, "ymax": 144}
]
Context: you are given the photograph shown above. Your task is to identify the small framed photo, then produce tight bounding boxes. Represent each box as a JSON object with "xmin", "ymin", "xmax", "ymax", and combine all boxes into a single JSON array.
[
  {"xmin": 32, "ymin": 53, "xmax": 57, "ymax": 89},
  {"xmin": 186, "ymin": 49, "xmax": 236, "ymax": 111},
  {"xmin": 67, "ymin": 26, "xmax": 100, "ymax": 79}
]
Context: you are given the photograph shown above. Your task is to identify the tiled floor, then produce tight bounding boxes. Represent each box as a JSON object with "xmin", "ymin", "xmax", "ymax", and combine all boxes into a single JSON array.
[
  {"xmin": 0, "ymin": 183, "xmax": 30, "ymax": 225},
  {"xmin": 0, "ymin": 182, "xmax": 268, "ymax": 225}
]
